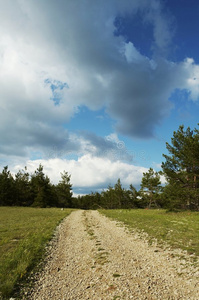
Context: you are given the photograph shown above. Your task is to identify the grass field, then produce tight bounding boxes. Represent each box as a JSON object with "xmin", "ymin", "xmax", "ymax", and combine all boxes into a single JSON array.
[
  {"xmin": 0, "ymin": 207, "xmax": 73, "ymax": 299},
  {"xmin": 100, "ymin": 209, "xmax": 199, "ymax": 257}
]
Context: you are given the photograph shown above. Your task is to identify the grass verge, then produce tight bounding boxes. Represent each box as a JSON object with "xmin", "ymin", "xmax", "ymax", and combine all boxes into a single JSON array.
[
  {"xmin": 0, "ymin": 207, "xmax": 73, "ymax": 299},
  {"xmin": 99, "ymin": 209, "xmax": 199, "ymax": 257}
]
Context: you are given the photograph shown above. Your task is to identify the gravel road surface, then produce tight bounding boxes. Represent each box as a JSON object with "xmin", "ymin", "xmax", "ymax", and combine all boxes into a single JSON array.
[{"xmin": 26, "ymin": 210, "xmax": 199, "ymax": 299}]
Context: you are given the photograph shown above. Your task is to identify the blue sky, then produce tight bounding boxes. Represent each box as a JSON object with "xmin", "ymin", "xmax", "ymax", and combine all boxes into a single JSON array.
[{"xmin": 0, "ymin": 0, "xmax": 199, "ymax": 195}]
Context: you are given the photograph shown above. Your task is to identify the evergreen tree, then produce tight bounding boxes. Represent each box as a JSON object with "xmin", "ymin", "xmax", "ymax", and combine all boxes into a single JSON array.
[
  {"xmin": 114, "ymin": 179, "xmax": 131, "ymax": 208},
  {"xmin": 101, "ymin": 179, "xmax": 130, "ymax": 209},
  {"xmin": 30, "ymin": 164, "xmax": 53, "ymax": 207},
  {"xmin": 91, "ymin": 192, "xmax": 102, "ymax": 209},
  {"xmin": 140, "ymin": 168, "xmax": 162, "ymax": 208},
  {"xmin": 114, "ymin": 179, "xmax": 123, "ymax": 208},
  {"xmin": 15, "ymin": 167, "xmax": 32, "ymax": 206},
  {"xmin": 162, "ymin": 125, "xmax": 199, "ymax": 210},
  {"xmin": 0, "ymin": 166, "xmax": 16, "ymax": 206},
  {"xmin": 101, "ymin": 185, "xmax": 115, "ymax": 209},
  {"xmin": 128, "ymin": 184, "xmax": 145, "ymax": 208},
  {"xmin": 56, "ymin": 171, "xmax": 73, "ymax": 207}
]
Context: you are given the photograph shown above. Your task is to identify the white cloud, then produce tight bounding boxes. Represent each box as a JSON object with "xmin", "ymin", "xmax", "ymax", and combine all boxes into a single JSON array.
[
  {"xmin": 12, "ymin": 155, "xmax": 148, "ymax": 194},
  {"xmin": 183, "ymin": 58, "xmax": 199, "ymax": 101},
  {"xmin": 0, "ymin": 0, "xmax": 199, "ymax": 193},
  {"xmin": 145, "ymin": 0, "xmax": 174, "ymax": 53},
  {"xmin": 124, "ymin": 42, "xmax": 146, "ymax": 63},
  {"xmin": 0, "ymin": 0, "xmax": 198, "ymax": 148}
]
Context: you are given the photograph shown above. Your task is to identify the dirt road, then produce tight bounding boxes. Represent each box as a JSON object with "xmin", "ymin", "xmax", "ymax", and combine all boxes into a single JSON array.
[{"xmin": 27, "ymin": 210, "xmax": 199, "ymax": 299}]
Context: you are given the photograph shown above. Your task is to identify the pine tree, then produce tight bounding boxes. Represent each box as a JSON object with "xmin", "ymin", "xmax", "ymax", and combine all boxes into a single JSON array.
[
  {"xmin": 31, "ymin": 164, "xmax": 53, "ymax": 207},
  {"xmin": 56, "ymin": 171, "xmax": 73, "ymax": 207},
  {"xmin": 128, "ymin": 184, "xmax": 145, "ymax": 208},
  {"xmin": 0, "ymin": 166, "xmax": 16, "ymax": 206},
  {"xmin": 101, "ymin": 179, "xmax": 130, "ymax": 209},
  {"xmin": 114, "ymin": 179, "xmax": 124, "ymax": 208},
  {"xmin": 101, "ymin": 185, "xmax": 116, "ymax": 209},
  {"xmin": 140, "ymin": 168, "xmax": 162, "ymax": 208},
  {"xmin": 162, "ymin": 125, "xmax": 199, "ymax": 210},
  {"xmin": 15, "ymin": 167, "xmax": 31, "ymax": 206}
]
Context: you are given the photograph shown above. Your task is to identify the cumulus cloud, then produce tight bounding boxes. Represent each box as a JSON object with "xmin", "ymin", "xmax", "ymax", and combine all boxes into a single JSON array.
[
  {"xmin": 12, "ymin": 155, "xmax": 148, "ymax": 194},
  {"xmin": 0, "ymin": 0, "xmax": 199, "ymax": 162},
  {"xmin": 42, "ymin": 131, "xmax": 133, "ymax": 166},
  {"xmin": 124, "ymin": 42, "xmax": 147, "ymax": 64}
]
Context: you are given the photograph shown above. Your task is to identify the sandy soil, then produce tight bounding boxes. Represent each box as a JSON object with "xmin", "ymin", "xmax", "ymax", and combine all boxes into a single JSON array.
[{"xmin": 25, "ymin": 210, "xmax": 199, "ymax": 299}]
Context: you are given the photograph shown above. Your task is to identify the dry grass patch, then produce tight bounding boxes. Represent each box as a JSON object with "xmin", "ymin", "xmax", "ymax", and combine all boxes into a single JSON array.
[{"xmin": 99, "ymin": 209, "xmax": 199, "ymax": 257}]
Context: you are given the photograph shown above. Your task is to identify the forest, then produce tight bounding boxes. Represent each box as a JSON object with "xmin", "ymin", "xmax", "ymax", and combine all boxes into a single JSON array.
[{"xmin": 0, "ymin": 125, "xmax": 199, "ymax": 211}]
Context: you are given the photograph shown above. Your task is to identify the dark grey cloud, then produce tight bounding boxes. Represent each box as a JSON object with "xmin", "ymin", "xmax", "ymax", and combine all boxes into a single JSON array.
[
  {"xmin": 107, "ymin": 59, "xmax": 177, "ymax": 138},
  {"xmin": 0, "ymin": 117, "xmax": 74, "ymax": 157},
  {"xmin": 0, "ymin": 0, "xmax": 198, "ymax": 161},
  {"xmin": 78, "ymin": 131, "xmax": 133, "ymax": 162}
]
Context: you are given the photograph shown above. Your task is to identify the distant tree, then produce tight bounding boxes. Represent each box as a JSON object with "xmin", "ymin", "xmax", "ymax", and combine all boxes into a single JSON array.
[
  {"xmin": 127, "ymin": 184, "xmax": 144, "ymax": 208},
  {"xmin": 30, "ymin": 164, "xmax": 54, "ymax": 207},
  {"xmin": 161, "ymin": 182, "xmax": 183, "ymax": 210},
  {"xmin": 80, "ymin": 194, "xmax": 94, "ymax": 210},
  {"xmin": 56, "ymin": 171, "xmax": 73, "ymax": 207},
  {"xmin": 114, "ymin": 179, "xmax": 132, "ymax": 209},
  {"xmin": 101, "ymin": 185, "xmax": 115, "ymax": 209},
  {"xmin": 129, "ymin": 184, "xmax": 137, "ymax": 200},
  {"xmin": 83, "ymin": 192, "xmax": 103, "ymax": 209},
  {"xmin": 140, "ymin": 168, "xmax": 162, "ymax": 208},
  {"xmin": 114, "ymin": 179, "xmax": 124, "ymax": 208},
  {"xmin": 162, "ymin": 125, "xmax": 199, "ymax": 210},
  {"xmin": 91, "ymin": 192, "xmax": 102, "ymax": 209},
  {"xmin": 0, "ymin": 166, "xmax": 15, "ymax": 206},
  {"xmin": 15, "ymin": 167, "xmax": 32, "ymax": 206},
  {"xmin": 100, "ymin": 179, "xmax": 130, "ymax": 209}
]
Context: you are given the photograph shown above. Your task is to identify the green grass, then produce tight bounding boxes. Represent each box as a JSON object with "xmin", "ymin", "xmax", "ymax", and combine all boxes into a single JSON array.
[
  {"xmin": 0, "ymin": 207, "xmax": 73, "ymax": 299},
  {"xmin": 113, "ymin": 273, "xmax": 121, "ymax": 278},
  {"xmin": 99, "ymin": 209, "xmax": 199, "ymax": 257}
]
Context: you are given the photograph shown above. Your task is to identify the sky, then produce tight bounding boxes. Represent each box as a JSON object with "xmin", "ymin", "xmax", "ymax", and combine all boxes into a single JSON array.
[{"xmin": 0, "ymin": 0, "xmax": 199, "ymax": 195}]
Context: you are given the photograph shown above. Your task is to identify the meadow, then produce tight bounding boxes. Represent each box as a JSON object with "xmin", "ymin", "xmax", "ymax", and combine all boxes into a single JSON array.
[
  {"xmin": 1, "ymin": 208, "xmax": 199, "ymax": 299},
  {"xmin": 0, "ymin": 207, "xmax": 73, "ymax": 299},
  {"xmin": 100, "ymin": 209, "xmax": 199, "ymax": 257}
]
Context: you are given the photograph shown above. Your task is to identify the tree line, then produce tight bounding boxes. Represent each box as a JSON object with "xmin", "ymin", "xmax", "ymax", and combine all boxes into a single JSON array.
[
  {"xmin": 0, "ymin": 164, "xmax": 72, "ymax": 208},
  {"xmin": 74, "ymin": 170, "xmax": 163, "ymax": 210},
  {"xmin": 0, "ymin": 124, "xmax": 199, "ymax": 210}
]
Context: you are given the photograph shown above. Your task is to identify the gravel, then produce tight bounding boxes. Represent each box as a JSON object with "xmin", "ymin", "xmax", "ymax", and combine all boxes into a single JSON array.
[{"xmin": 25, "ymin": 210, "xmax": 199, "ymax": 299}]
